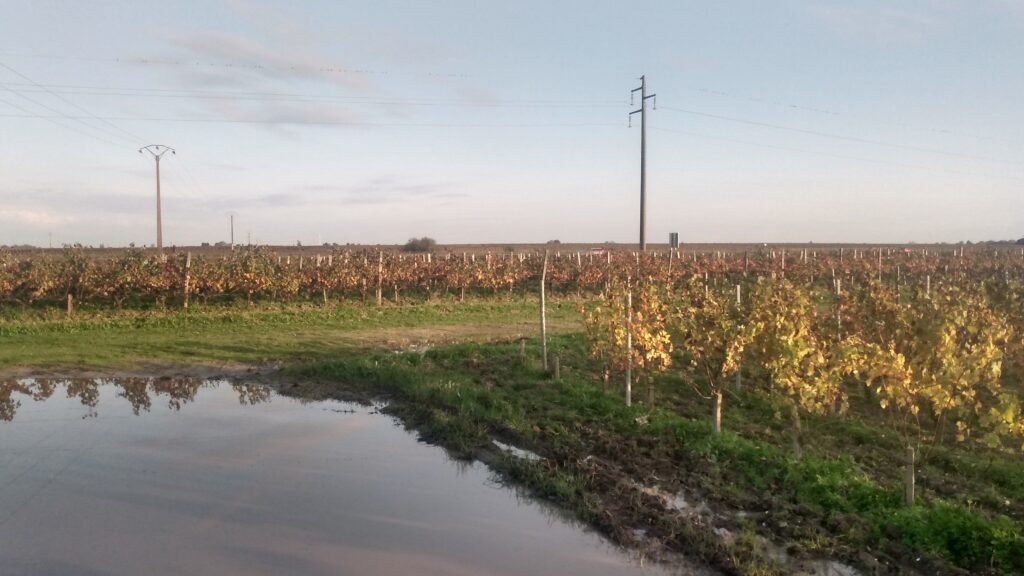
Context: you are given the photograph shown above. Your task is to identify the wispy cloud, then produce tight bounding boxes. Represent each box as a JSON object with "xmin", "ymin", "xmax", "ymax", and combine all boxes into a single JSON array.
[
  {"xmin": 302, "ymin": 178, "xmax": 465, "ymax": 206},
  {"xmin": 192, "ymin": 177, "xmax": 463, "ymax": 212},
  {"xmin": 127, "ymin": 0, "xmax": 497, "ymax": 132},
  {"xmin": 0, "ymin": 208, "xmax": 75, "ymax": 226},
  {"xmin": 167, "ymin": 31, "xmax": 372, "ymax": 92},
  {"xmin": 144, "ymin": 31, "xmax": 372, "ymax": 131},
  {"xmin": 196, "ymin": 94, "xmax": 365, "ymax": 130},
  {"xmin": 140, "ymin": 0, "xmax": 376, "ymax": 131},
  {"xmin": 3, "ymin": 188, "xmax": 153, "ymax": 216}
]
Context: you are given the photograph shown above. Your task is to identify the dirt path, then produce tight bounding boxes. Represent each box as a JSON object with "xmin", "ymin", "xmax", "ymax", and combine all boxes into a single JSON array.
[{"xmin": 336, "ymin": 318, "xmax": 578, "ymax": 348}]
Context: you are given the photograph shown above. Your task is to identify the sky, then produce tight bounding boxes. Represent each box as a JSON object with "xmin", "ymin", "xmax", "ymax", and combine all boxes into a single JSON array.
[{"xmin": 1, "ymin": 0, "xmax": 1022, "ymax": 247}]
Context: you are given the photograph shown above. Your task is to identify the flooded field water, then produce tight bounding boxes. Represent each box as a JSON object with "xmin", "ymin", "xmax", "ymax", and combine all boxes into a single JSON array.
[{"xmin": 0, "ymin": 378, "xmax": 690, "ymax": 576}]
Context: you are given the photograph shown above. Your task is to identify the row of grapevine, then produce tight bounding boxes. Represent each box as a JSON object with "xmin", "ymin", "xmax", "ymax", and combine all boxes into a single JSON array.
[
  {"xmin": 2, "ymin": 245, "xmax": 1023, "ymax": 310},
  {"xmin": 582, "ymin": 274, "xmax": 1024, "ymax": 502}
]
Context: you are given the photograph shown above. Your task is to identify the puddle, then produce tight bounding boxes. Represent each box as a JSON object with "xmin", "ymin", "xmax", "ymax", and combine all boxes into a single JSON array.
[
  {"xmin": 628, "ymin": 480, "xmax": 861, "ymax": 576},
  {"xmin": 712, "ymin": 526, "xmax": 735, "ymax": 545},
  {"xmin": 491, "ymin": 439, "xmax": 543, "ymax": 461},
  {"xmin": 805, "ymin": 560, "xmax": 860, "ymax": 576},
  {"xmin": 738, "ymin": 530, "xmax": 862, "ymax": 576},
  {"xmin": 632, "ymin": 483, "xmax": 711, "ymax": 517},
  {"xmin": 0, "ymin": 377, "xmax": 698, "ymax": 576}
]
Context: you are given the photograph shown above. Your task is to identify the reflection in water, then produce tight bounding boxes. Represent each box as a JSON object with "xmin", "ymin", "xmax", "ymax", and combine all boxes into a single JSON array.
[
  {"xmin": 0, "ymin": 377, "xmax": 271, "ymax": 421},
  {"xmin": 0, "ymin": 378, "xmax": 695, "ymax": 576}
]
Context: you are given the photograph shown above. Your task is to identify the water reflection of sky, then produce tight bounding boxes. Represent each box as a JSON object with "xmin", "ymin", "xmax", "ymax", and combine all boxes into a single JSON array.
[{"xmin": 0, "ymin": 379, "xmax": 692, "ymax": 576}]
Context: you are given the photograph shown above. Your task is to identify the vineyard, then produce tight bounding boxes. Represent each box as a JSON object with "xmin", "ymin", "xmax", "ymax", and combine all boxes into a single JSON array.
[
  {"xmin": 4, "ymin": 243, "xmax": 1024, "ymax": 573},
  {"xmin": 2, "ymin": 244, "xmax": 1023, "ymax": 310},
  {"xmin": 575, "ymin": 246, "xmax": 1024, "ymax": 574}
]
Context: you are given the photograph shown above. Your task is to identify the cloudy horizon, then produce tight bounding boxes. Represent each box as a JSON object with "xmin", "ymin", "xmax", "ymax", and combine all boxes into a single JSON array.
[{"xmin": 2, "ymin": 1, "xmax": 1022, "ymax": 247}]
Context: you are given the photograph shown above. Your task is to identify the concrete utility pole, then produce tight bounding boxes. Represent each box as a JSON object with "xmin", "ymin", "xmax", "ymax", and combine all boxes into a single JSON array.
[
  {"xmin": 630, "ymin": 76, "xmax": 656, "ymax": 252},
  {"xmin": 139, "ymin": 145, "xmax": 175, "ymax": 250},
  {"xmin": 226, "ymin": 212, "xmax": 236, "ymax": 248}
]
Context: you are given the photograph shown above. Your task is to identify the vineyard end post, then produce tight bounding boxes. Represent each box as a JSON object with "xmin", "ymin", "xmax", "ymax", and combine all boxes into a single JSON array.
[
  {"xmin": 905, "ymin": 445, "xmax": 916, "ymax": 506},
  {"xmin": 540, "ymin": 251, "xmax": 548, "ymax": 372}
]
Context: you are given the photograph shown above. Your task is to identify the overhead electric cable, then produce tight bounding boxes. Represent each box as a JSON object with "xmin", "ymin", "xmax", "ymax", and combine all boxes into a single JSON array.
[
  {"xmin": 1, "ymin": 82, "xmax": 626, "ymax": 108},
  {"xmin": 0, "ymin": 112, "xmax": 621, "ymax": 128},
  {"xmin": 0, "ymin": 92, "xmax": 126, "ymax": 148},
  {"xmin": 0, "ymin": 60, "xmax": 148, "ymax": 143},
  {"xmin": 659, "ymin": 106, "xmax": 1019, "ymax": 167},
  {"xmin": 680, "ymin": 84, "xmax": 1020, "ymax": 146},
  {"xmin": 650, "ymin": 126, "xmax": 1024, "ymax": 182}
]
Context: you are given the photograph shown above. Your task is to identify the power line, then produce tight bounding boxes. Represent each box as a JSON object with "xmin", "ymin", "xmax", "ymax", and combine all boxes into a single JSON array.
[
  {"xmin": 2, "ymin": 53, "xmax": 1016, "ymax": 147},
  {"xmin": 0, "ymin": 52, "xmax": 473, "ymax": 79},
  {"xmin": 682, "ymin": 85, "xmax": 842, "ymax": 117},
  {"xmin": 6, "ymin": 78, "xmax": 1017, "ymax": 149},
  {"xmin": 163, "ymin": 156, "xmax": 211, "ymax": 204},
  {"xmin": 650, "ymin": 125, "xmax": 1024, "ymax": 182},
  {"xmin": 1, "ymin": 82, "xmax": 626, "ymax": 108},
  {"xmin": 0, "ymin": 83, "xmax": 136, "ymax": 146},
  {"xmin": 680, "ymin": 84, "xmax": 1021, "ymax": 147},
  {"xmin": 0, "ymin": 61, "xmax": 147, "ymax": 144},
  {"xmin": 0, "ymin": 92, "xmax": 126, "ymax": 148},
  {"xmin": 0, "ymin": 112, "xmax": 621, "ymax": 128},
  {"xmin": 658, "ymin": 106, "xmax": 1021, "ymax": 167}
]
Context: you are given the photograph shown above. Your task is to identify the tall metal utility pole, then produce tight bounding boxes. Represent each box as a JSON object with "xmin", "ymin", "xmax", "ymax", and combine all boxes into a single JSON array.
[
  {"xmin": 139, "ymin": 145, "xmax": 175, "ymax": 250},
  {"xmin": 629, "ymin": 76, "xmax": 656, "ymax": 252}
]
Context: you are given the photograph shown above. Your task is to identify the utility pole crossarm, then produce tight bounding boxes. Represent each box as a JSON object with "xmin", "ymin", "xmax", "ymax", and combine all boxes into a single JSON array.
[
  {"xmin": 629, "ymin": 76, "xmax": 656, "ymax": 252},
  {"xmin": 138, "ymin": 145, "xmax": 176, "ymax": 250}
]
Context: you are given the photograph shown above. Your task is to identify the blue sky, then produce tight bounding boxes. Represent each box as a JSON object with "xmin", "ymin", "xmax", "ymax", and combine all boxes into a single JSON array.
[{"xmin": 1, "ymin": 0, "xmax": 1022, "ymax": 247}]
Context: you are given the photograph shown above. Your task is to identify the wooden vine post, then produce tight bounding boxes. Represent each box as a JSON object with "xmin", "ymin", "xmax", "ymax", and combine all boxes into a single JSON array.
[
  {"xmin": 376, "ymin": 251, "xmax": 383, "ymax": 306},
  {"xmin": 735, "ymin": 283, "xmax": 743, "ymax": 390},
  {"xmin": 540, "ymin": 251, "xmax": 549, "ymax": 371},
  {"xmin": 905, "ymin": 445, "xmax": 916, "ymax": 506},
  {"xmin": 183, "ymin": 252, "xmax": 191, "ymax": 310},
  {"xmin": 625, "ymin": 279, "xmax": 633, "ymax": 407}
]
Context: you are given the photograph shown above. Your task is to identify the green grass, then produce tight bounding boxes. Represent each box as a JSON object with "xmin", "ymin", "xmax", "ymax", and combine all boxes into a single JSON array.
[{"xmin": 0, "ymin": 298, "xmax": 579, "ymax": 370}]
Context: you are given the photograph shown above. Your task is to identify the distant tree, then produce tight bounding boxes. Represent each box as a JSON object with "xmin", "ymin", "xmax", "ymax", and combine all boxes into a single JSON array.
[
  {"xmin": 401, "ymin": 237, "xmax": 436, "ymax": 253},
  {"xmin": 1017, "ymin": 238, "xmax": 1024, "ymax": 245},
  {"xmin": 546, "ymin": 239, "xmax": 561, "ymax": 245}
]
